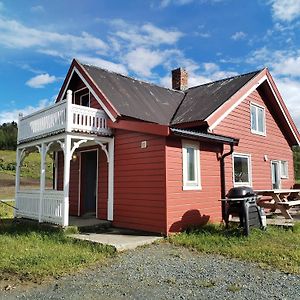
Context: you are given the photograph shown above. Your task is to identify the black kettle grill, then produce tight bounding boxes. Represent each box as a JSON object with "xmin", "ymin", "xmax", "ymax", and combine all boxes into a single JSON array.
[{"xmin": 223, "ymin": 186, "xmax": 265, "ymax": 235}]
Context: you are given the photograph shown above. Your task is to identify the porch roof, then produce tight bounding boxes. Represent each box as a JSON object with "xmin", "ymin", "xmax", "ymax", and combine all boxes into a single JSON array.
[{"xmin": 170, "ymin": 128, "xmax": 239, "ymax": 145}]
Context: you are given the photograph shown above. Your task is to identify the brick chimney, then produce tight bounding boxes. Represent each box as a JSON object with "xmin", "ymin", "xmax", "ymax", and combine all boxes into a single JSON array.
[{"xmin": 172, "ymin": 67, "xmax": 188, "ymax": 91}]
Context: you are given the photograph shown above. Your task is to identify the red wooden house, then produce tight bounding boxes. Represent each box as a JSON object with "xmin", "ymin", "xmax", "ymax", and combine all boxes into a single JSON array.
[{"xmin": 15, "ymin": 59, "xmax": 300, "ymax": 234}]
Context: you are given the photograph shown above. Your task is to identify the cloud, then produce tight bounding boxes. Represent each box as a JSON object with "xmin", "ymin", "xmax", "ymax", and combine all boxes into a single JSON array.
[
  {"xmin": 30, "ymin": 5, "xmax": 44, "ymax": 13},
  {"xmin": 0, "ymin": 16, "xmax": 108, "ymax": 52},
  {"xmin": 0, "ymin": 99, "xmax": 53, "ymax": 124},
  {"xmin": 0, "ymin": 2, "xmax": 3, "ymax": 11},
  {"xmin": 231, "ymin": 31, "xmax": 247, "ymax": 40},
  {"xmin": 111, "ymin": 20, "xmax": 183, "ymax": 47},
  {"xmin": 270, "ymin": 0, "xmax": 300, "ymax": 22},
  {"xmin": 76, "ymin": 55, "xmax": 128, "ymax": 75},
  {"xmin": 275, "ymin": 77, "xmax": 300, "ymax": 128},
  {"xmin": 272, "ymin": 53, "xmax": 300, "ymax": 77},
  {"xmin": 125, "ymin": 48, "xmax": 164, "ymax": 77},
  {"xmin": 159, "ymin": 0, "xmax": 193, "ymax": 8},
  {"xmin": 26, "ymin": 73, "xmax": 57, "ymax": 88}
]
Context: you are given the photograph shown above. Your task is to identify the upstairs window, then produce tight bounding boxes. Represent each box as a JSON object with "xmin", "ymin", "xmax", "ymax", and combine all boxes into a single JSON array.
[
  {"xmin": 250, "ymin": 103, "xmax": 265, "ymax": 135},
  {"xmin": 80, "ymin": 92, "xmax": 90, "ymax": 107},
  {"xmin": 182, "ymin": 140, "xmax": 201, "ymax": 190},
  {"xmin": 233, "ymin": 153, "xmax": 252, "ymax": 186}
]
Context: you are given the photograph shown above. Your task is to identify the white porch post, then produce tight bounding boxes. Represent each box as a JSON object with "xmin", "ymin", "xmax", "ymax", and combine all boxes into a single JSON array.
[
  {"xmin": 107, "ymin": 138, "xmax": 114, "ymax": 221},
  {"xmin": 14, "ymin": 148, "xmax": 21, "ymax": 217},
  {"xmin": 39, "ymin": 143, "xmax": 46, "ymax": 222},
  {"xmin": 66, "ymin": 90, "xmax": 72, "ymax": 133},
  {"xmin": 62, "ymin": 135, "xmax": 71, "ymax": 226}
]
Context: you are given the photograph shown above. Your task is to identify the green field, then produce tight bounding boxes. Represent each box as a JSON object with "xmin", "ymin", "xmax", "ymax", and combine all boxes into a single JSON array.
[
  {"xmin": 0, "ymin": 150, "xmax": 53, "ymax": 179},
  {"xmin": 0, "ymin": 150, "xmax": 53, "ymax": 199}
]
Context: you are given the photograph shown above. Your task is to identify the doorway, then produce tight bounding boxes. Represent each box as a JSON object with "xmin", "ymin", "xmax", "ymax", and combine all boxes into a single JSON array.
[
  {"xmin": 81, "ymin": 150, "xmax": 97, "ymax": 216},
  {"xmin": 271, "ymin": 161, "xmax": 281, "ymax": 189}
]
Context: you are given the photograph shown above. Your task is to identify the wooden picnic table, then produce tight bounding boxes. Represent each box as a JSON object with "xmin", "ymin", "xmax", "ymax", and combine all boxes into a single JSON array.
[{"xmin": 254, "ymin": 189, "xmax": 300, "ymax": 219}]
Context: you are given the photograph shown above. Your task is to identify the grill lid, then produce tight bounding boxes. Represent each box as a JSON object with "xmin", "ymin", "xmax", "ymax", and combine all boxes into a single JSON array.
[{"xmin": 226, "ymin": 186, "xmax": 255, "ymax": 198}]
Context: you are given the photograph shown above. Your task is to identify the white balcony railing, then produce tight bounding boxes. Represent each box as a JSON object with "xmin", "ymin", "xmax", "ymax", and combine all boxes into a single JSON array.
[
  {"xmin": 16, "ymin": 190, "xmax": 64, "ymax": 225},
  {"xmin": 18, "ymin": 90, "xmax": 111, "ymax": 143}
]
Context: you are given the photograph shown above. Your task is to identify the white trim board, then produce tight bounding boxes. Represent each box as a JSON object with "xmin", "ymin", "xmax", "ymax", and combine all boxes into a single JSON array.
[
  {"xmin": 208, "ymin": 74, "xmax": 300, "ymax": 145},
  {"xmin": 58, "ymin": 67, "xmax": 116, "ymax": 122},
  {"xmin": 208, "ymin": 75, "xmax": 267, "ymax": 131}
]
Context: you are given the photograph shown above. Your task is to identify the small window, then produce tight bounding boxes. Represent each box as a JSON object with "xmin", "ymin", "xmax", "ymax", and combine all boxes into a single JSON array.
[
  {"xmin": 233, "ymin": 153, "xmax": 252, "ymax": 186},
  {"xmin": 80, "ymin": 92, "xmax": 90, "ymax": 107},
  {"xmin": 280, "ymin": 161, "xmax": 288, "ymax": 179},
  {"xmin": 182, "ymin": 140, "xmax": 201, "ymax": 190},
  {"xmin": 250, "ymin": 103, "xmax": 265, "ymax": 135}
]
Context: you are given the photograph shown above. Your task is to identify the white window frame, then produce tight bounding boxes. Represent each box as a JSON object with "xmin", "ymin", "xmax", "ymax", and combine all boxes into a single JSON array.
[
  {"xmin": 280, "ymin": 160, "xmax": 288, "ymax": 179},
  {"xmin": 80, "ymin": 92, "xmax": 90, "ymax": 107},
  {"xmin": 250, "ymin": 102, "xmax": 266, "ymax": 136},
  {"xmin": 182, "ymin": 140, "xmax": 201, "ymax": 190},
  {"xmin": 232, "ymin": 153, "xmax": 252, "ymax": 187}
]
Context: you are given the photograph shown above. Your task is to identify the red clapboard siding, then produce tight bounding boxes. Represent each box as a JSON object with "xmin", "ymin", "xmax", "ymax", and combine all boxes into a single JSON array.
[
  {"xmin": 214, "ymin": 89, "xmax": 295, "ymax": 191},
  {"xmin": 166, "ymin": 138, "xmax": 223, "ymax": 233},
  {"xmin": 112, "ymin": 129, "xmax": 166, "ymax": 234}
]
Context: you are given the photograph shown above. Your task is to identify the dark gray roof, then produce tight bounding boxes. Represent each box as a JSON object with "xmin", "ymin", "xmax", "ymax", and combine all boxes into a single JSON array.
[
  {"xmin": 171, "ymin": 70, "xmax": 261, "ymax": 125},
  {"xmin": 82, "ymin": 64, "xmax": 184, "ymax": 125},
  {"xmin": 81, "ymin": 62, "xmax": 261, "ymax": 126}
]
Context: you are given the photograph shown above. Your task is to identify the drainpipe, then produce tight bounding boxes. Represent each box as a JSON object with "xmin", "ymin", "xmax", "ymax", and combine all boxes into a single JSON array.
[{"xmin": 220, "ymin": 143, "xmax": 234, "ymax": 220}]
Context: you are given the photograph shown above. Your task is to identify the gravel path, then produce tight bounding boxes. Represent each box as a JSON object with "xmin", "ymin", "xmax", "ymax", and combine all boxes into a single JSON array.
[{"xmin": 1, "ymin": 243, "xmax": 299, "ymax": 300}]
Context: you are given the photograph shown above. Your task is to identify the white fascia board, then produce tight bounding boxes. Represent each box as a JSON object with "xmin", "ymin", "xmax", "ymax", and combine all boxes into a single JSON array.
[
  {"xmin": 265, "ymin": 77, "xmax": 300, "ymax": 146},
  {"xmin": 208, "ymin": 75, "xmax": 267, "ymax": 131},
  {"xmin": 58, "ymin": 67, "xmax": 116, "ymax": 122}
]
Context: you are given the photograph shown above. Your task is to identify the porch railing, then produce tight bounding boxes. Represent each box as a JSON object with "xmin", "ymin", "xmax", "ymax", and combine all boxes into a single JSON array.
[
  {"xmin": 15, "ymin": 190, "xmax": 64, "ymax": 225},
  {"xmin": 18, "ymin": 90, "xmax": 111, "ymax": 143}
]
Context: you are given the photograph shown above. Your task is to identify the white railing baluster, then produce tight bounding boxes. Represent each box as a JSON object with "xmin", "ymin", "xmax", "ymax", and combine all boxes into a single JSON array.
[{"xmin": 18, "ymin": 98, "xmax": 111, "ymax": 143}]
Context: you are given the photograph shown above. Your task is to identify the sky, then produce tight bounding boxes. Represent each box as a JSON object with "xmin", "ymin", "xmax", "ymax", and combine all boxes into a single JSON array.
[{"xmin": 0, "ymin": 0, "xmax": 300, "ymax": 129}]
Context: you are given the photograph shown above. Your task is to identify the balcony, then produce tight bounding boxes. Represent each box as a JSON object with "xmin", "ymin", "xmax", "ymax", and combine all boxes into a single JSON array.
[{"xmin": 18, "ymin": 90, "xmax": 111, "ymax": 144}]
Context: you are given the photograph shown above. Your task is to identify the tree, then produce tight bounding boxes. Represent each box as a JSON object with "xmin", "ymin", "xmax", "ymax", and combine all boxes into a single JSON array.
[{"xmin": 0, "ymin": 122, "xmax": 18, "ymax": 150}]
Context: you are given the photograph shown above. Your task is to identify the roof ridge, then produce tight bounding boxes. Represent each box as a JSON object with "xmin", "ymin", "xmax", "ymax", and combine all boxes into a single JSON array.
[
  {"xmin": 78, "ymin": 60, "xmax": 184, "ymax": 95},
  {"xmin": 186, "ymin": 69, "xmax": 264, "ymax": 91}
]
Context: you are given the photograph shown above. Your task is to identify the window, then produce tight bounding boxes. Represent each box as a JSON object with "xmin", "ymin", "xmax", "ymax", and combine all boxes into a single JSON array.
[
  {"xmin": 80, "ymin": 92, "xmax": 90, "ymax": 107},
  {"xmin": 233, "ymin": 153, "xmax": 252, "ymax": 186},
  {"xmin": 182, "ymin": 140, "xmax": 201, "ymax": 190},
  {"xmin": 250, "ymin": 103, "xmax": 265, "ymax": 135},
  {"xmin": 280, "ymin": 160, "xmax": 288, "ymax": 179}
]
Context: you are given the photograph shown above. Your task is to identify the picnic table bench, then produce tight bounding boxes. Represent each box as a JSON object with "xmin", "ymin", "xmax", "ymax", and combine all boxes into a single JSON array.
[{"xmin": 254, "ymin": 189, "xmax": 300, "ymax": 219}]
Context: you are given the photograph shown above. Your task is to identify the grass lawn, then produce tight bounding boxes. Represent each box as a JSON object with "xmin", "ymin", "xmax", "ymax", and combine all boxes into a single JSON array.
[
  {"xmin": 0, "ymin": 202, "xmax": 115, "ymax": 284},
  {"xmin": 169, "ymin": 224, "xmax": 300, "ymax": 274}
]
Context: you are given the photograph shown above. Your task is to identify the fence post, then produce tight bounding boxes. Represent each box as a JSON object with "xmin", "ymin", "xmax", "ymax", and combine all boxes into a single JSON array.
[{"xmin": 39, "ymin": 143, "xmax": 46, "ymax": 223}]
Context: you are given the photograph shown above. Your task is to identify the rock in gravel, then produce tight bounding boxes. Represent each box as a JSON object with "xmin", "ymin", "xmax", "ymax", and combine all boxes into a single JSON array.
[{"xmin": 0, "ymin": 243, "xmax": 299, "ymax": 300}]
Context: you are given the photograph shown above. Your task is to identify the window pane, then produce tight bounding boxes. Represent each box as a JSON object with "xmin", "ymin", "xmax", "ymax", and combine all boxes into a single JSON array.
[
  {"xmin": 187, "ymin": 147, "xmax": 195, "ymax": 181},
  {"xmin": 234, "ymin": 156, "xmax": 249, "ymax": 183},
  {"xmin": 250, "ymin": 106, "xmax": 257, "ymax": 131},
  {"xmin": 81, "ymin": 94, "xmax": 90, "ymax": 107},
  {"xmin": 257, "ymin": 108, "xmax": 264, "ymax": 133},
  {"xmin": 281, "ymin": 161, "xmax": 288, "ymax": 177}
]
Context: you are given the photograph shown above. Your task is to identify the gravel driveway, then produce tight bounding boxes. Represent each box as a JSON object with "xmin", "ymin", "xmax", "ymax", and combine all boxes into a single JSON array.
[{"xmin": 1, "ymin": 243, "xmax": 299, "ymax": 300}]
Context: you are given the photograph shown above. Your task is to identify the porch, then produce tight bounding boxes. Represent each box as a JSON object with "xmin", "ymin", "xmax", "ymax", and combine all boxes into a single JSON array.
[{"xmin": 14, "ymin": 90, "xmax": 114, "ymax": 227}]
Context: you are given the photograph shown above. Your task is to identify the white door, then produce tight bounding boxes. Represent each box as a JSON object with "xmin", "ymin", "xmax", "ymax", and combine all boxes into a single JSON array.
[{"xmin": 271, "ymin": 161, "xmax": 280, "ymax": 189}]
